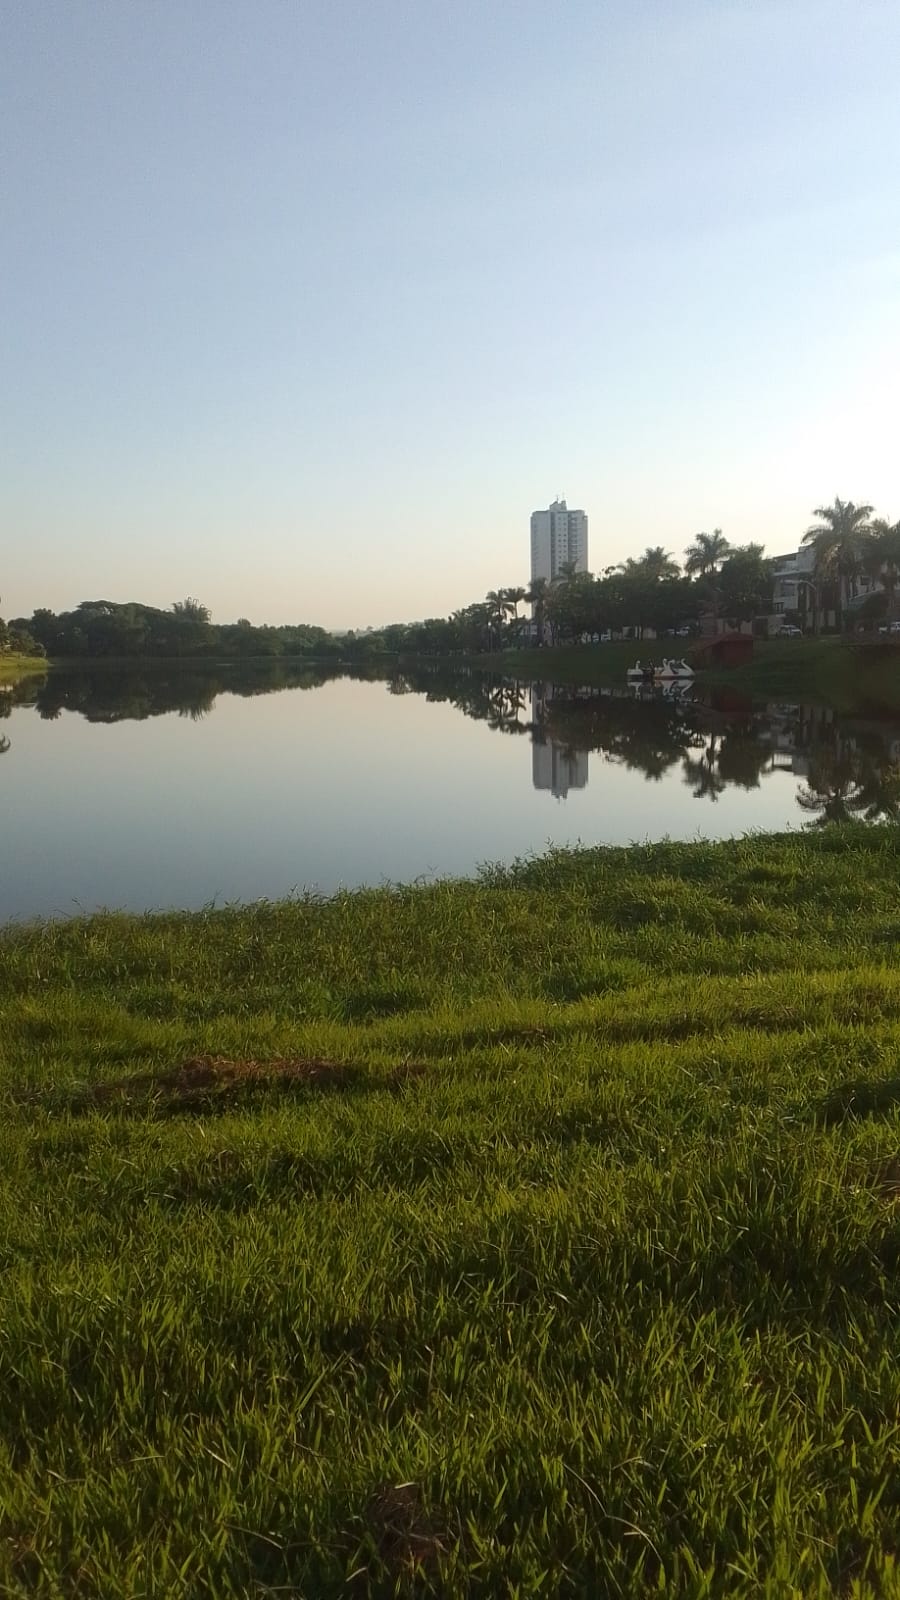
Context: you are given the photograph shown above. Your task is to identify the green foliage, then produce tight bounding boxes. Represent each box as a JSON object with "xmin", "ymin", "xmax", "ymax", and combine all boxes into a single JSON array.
[
  {"xmin": 800, "ymin": 500, "xmax": 900, "ymax": 630},
  {"xmin": 683, "ymin": 528, "xmax": 731, "ymax": 576},
  {"xmin": 0, "ymin": 651, "xmax": 47, "ymax": 685},
  {"xmin": 13, "ymin": 600, "xmax": 339, "ymax": 663},
  {"xmin": 3, "ymin": 832, "xmax": 900, "ymax": 1593},
  {"xmin": 487, "ymin": 636, "xmax": 900, "ymax": 716},
  {"xmin": 717, "ymin": 544, "xmax": 772, "ymax": 625}
]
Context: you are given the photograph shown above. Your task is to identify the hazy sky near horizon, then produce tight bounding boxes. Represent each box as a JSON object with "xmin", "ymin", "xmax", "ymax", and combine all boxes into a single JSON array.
[{"xmin": 4, "ymin": 0, "xmax": 900, "ymax": 629}]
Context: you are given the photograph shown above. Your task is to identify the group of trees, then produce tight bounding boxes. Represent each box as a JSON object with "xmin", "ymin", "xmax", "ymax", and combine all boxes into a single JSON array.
[
  {"xmin": 0, "ymin": 595, "xmax": 43, "ymax": 658},
  {"xmin": 457, "ymin": 501, "xmax": 900, "ymax": 650},
  {"xmin": 9, "ymin": 599, "xmax": 340, "ymax": 662},
  {"xmin": 800, "ymin": 499, "xmax": 900, "ymax": 629},
  {"xmin": 335, "ymin": 532, "xmax": 772, "ymax": 661},
  {"xmin": 463, "ymin": 530, "xmax": 773, "ymax": 650},
  {"xmin": 6, "ymin": 498, "xmax": 900, "ymax": 668}
]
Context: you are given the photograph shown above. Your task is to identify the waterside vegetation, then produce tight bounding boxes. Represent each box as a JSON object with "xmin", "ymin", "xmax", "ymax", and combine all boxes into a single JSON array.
[
  {"xmin": 7, "ymin": 498, "xmax": 900, "ymax": 675},
  {"xmin": 3, "ymin": 829, "xmax": 900, "ymax": 1595},
  {"xmin": 0, "ymin": 651, "xmax": 48, "ymax": 686},
  {"xmin": 486, "ymin": 635, "xmax": 900, "ymax": 716}
]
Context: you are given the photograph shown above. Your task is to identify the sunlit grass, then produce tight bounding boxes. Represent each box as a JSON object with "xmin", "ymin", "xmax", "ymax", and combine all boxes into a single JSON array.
[
  {"xmin": 2, "ymin": 828, "xmax": 900, "ymax": 1595},
  {"xmin": 0, "ymin": 653, "xmax": 47, "ymax": 685}
]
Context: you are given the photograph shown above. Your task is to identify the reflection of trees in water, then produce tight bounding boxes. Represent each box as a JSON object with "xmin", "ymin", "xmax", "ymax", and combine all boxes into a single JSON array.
[
  {"xmin": 682, "ymin": 743, "xmax": 729, "ymax": 803},
  {"xmin": 542, "ymin": 691, "xmax": 704, "ymax": 783},
  {"xmin": 22, "ymin": 662, "xmax": 344, "ymax": 726},
  {"xmin": 0, "ymin": 735, "xmax": 10, "ymax": 755},
  {"xmin": 4, "ymin": 656, "xmax": 900, "ymax": 825},
  {"xmin": 797, "ymin": 734, "xmax": 900, "ymax": 827},
  {"xmin": 390, "ymin": 664, "xmax": 900, "ymax": 822},
  {"xmin": 385, "ymin": 665, "xmax": 533, "ymax": 737},
  {"xmin": 681, "ymin": 726, "xmax": 773, "ymax": 802}
]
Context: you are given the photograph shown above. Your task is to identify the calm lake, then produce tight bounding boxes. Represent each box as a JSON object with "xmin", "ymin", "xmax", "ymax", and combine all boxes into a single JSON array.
[{"xmin": 2, "ymin": 661, "xmax": 899, "ymax": 922}]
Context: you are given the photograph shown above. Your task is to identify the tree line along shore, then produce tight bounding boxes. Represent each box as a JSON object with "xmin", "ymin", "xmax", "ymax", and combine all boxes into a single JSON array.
[{"xmin": 3, "ymin": 498, "xmax": 900, "ymax": 667}]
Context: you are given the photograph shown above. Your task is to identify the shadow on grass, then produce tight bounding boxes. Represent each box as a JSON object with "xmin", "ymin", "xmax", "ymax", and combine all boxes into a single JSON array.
[
  {"xmin": 816, "ymin": 1077, "xmax": 900, "ymax": 1126},
  {"xmin": 22, "ymin": 1054, "xmax": 429, "ymax": 1119}
]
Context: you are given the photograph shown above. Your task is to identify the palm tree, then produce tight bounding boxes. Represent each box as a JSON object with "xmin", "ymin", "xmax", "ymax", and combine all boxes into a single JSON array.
[
  {"xmin": 626, "ymin": 546, "xmax": 681, "ymax": 582},
  {"xmin": 867, "ymin": 518, "xmax": 900, "ymax": 623},
  {"xmin": 503, "ymin": 586, "xmax": 527, "ymax": 622},
  {"xmin": 684, "ymin": 529, "xmax": 731, "ymax": 576},
  {"xmin": 525, "ymin": 577, "xmax": 549, "ymax": 647},
  {"xmin": 555, "ymin": 559, "xmax": 591, "ymax": 585},
  {"xmin": 802, "ymin": 499, "xmax": 874, "ymax": 629},
  {"xmin": 684, "ymin": 530, "xmax": 731, "ymax": 632},
  {"xmin": 485, "ymin": 589, "xmax": 512, "ymax": 630}
]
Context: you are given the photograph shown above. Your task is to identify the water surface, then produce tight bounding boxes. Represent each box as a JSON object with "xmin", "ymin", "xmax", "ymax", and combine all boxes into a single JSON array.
[{"xmin": 1, "ymin": 662, "xmax": 897, "ymax": 921}]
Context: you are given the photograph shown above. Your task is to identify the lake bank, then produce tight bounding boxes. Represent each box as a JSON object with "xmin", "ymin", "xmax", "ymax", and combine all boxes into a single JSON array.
[
  {"xmin": 15, "ymin": 636, "xmax": 900, "ymax": 716},
  {"xmin": 3, "ymin": 828, "xmax": 900, "ymax": 1594},
  {"xmin": 0, "ymin": 651, "xmax": 47, "ymax": 685},
  {"xmin": 479, "ymin": 636, "xmax": 900, "ymax": 713}
]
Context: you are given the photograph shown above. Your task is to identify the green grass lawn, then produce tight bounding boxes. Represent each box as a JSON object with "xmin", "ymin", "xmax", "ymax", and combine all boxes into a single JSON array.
[
  {"xmin": 483, "ymin": 636, "xmax": 900, "ymax": 713},
  {"xmin": 0, "ymin": 653, "xmax": 48, "ymax": 685},
  {"xmin": 3, "ymin": 830, "xmax": 900, "ymax": 1596}
]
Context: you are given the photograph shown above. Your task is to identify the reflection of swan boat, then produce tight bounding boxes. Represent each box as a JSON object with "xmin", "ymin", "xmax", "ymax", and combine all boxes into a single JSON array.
[
  {"xmin": 626, "ymin": 658, "xmax": 694, "ymax": 682},
  {"xmin": 627, "ymin": 678, "xmax": 694, "ymax": 703}
]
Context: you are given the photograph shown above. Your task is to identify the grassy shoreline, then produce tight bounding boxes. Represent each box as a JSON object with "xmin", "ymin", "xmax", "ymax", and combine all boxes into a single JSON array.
[
  {"xmin": 0, "ymin": 651, "xmax": 47, "ymax": 685},
  {"xmin": 478, "ymin": 637, "xmax": 900, "ymax": 713},
  {"xmin": 3, "ymin": 829, "xmax": 900, "ymax": 1594}
]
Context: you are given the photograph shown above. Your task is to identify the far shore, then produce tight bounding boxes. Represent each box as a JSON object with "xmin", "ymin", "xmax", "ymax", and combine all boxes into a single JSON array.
[
  {"xmin": 6, "ymin": 635, "xmax": 900, "ymax": 715},
  {"xmin": 0, "ymin": 651, "xmax": 50, "ymax": 684},
  {"xmin": 473, "ymin": 635, "xmax": 900, "ymax": 714}
]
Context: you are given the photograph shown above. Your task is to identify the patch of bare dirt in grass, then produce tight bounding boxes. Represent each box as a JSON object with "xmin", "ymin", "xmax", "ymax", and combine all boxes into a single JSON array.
[
  {"xmin": 48, "ymin": 1054, "xmax": 429, "ymax": 1116},
  {"xmin": 816, "ymin": 1077, "xmax": 900, "ymax": 1126},
  {"xmin": 355, "ymin": 1482, "xmax": 446, "ymax": 1586},
  {"xmin": 874, "ymin": 1155, "xmax": 900, "ymax": 1203}
]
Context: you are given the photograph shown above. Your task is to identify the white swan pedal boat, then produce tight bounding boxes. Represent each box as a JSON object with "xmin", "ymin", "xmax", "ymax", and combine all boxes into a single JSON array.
[{"xmin": 626, "ymin": 658, "xmax": 694, "ymax": 682}]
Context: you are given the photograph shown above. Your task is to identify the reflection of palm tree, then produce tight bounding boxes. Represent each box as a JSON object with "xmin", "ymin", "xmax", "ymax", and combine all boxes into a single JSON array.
[
  {"xmin": 796, "ymin": 739, "xmax": 868, "ymax": 826},
  {"xmin": 715, "ymin": 725, "xmax": 772, "ymax": 790},
  {"xmin": 797, "ymin": 731, "xmax": 900, "ymax": 827},
  {"xmin": 797, "ymin": 786, "xmax": 866, "ymax": 826},
  {"xmin": 682, "ymin": 748, "xmax": 728, "ymax": 802},
  {"xmin": 856, "ymin": 760, "xmax": 900, "ymax": 822}
]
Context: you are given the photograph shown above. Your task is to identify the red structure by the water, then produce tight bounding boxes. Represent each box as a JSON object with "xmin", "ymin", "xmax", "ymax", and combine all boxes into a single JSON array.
[{"xmin": 690, "ymin": 633, "xmax": 754, "ymax": 670}]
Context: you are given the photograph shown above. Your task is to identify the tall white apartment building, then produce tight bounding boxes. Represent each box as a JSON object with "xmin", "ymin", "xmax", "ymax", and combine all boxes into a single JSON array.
[{"xmin": 530, "ymin": 499, "xmax": 589, "ymax": 583}]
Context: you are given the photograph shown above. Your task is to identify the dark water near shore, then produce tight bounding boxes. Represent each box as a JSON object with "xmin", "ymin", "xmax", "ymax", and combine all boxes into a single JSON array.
[{"xmin": 2, "ymin": 661, "xmax": 898, "ymax": 921}]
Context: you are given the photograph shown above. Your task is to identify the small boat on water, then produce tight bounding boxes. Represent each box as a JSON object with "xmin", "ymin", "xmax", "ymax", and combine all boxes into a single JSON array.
[{"xmin": 626, "ymin": 657, "xmax": 694, "ymax": 682}]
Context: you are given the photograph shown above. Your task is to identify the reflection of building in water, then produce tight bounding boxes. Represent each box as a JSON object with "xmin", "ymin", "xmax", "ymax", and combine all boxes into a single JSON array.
[{"xmin": 532, "ymin": 740, "xmax": 588, "ymax": 798}]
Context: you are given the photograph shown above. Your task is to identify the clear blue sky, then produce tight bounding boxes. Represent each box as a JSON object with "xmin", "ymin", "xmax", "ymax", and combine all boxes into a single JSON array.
[{"xmin": 3, "ymin": 0, "xmax": 900, "ymax": 629}]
